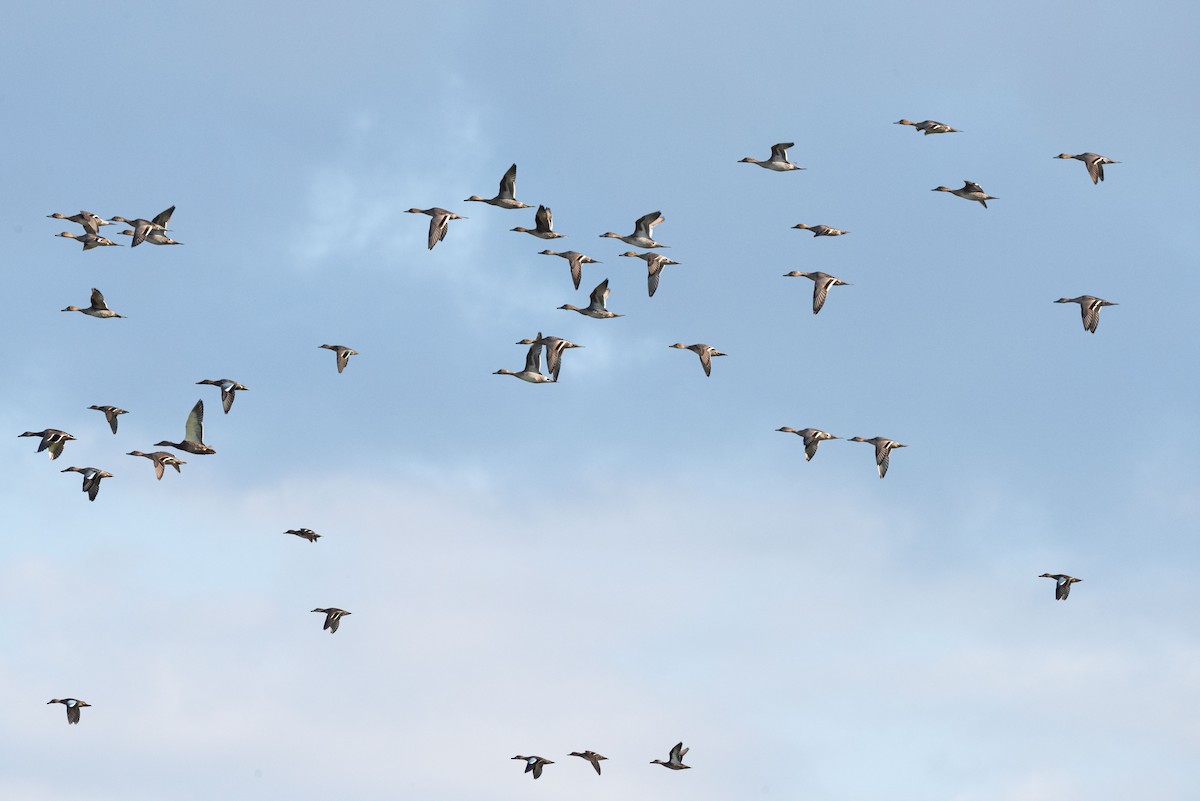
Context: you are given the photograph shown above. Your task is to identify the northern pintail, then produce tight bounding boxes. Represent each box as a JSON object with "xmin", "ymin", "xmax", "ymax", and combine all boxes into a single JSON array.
[
  {"xmin": 539, "ymin": 250, "xmax": 601, "ymax": 290},
  {"xmin": 1055, "ymin": 152, "xmax": 1119, "ymax": 185},
  {"xmin": 516, "ymin": 332, "xmax": 583, "ymax": 382},
  {"xmin": 1039, "ymin": 573, "xmax": 1082, "ymax": 600},
  {"xmin": 406, "ymin": 207, "xmax": 466, "ymax": 250},
  {"xmin": 512, "ymin": 756, "xmax": 553, "ymax": 779},
  {"xmin": 560, "ymin": 278, "xmax": 623, "ymax": 318},
  {"xmin": 792, "ymin": 223, "xmax": 848, "ymax": 237},
  {"xmin": 783, "ymin": 271, "xmax": 851, "ymax": 314},
  {"xmin": 494, "ymin": 341, "xmax": 554, "ymax": 383},
  {"xmin": 47, "ymin": 698, "xmax": 91, "ymax": 725},
  {"xmin": 1055, "ymin": 296, "xmax": 1117, "ymax": 333},
  {"xmin": 196, "ymin": 378, "xmax": 249, "ymax": 414},
  {"xmin": 739, "ymin": 142, "xmax": 805, "ymax": 171},
  {"xmin": 155, "ymin": 399, "xmax": 215, "ymax": 455},
  {"xmin": 600, "ymin": 211, "xmax": 667, "ymax": 248},
  {"xmin": 511, "ymin": 204, "xmax": 565, "ymax": 240},
  {"xmin": 48, "ymin": 211, "xmax": 112, "ymax": 235},
  {"xmin": 621, "ymin": 251, "xmax": 681, "ymax": 297},
  {"xmin": 569, "ymin": 751, "xmax": 607, "ymax": 775},
  {"xmin": 311, "ymin": 607, "xmax": 351, "ymax": 633},
  {"xmin": 848, "ymin": 436, "xmax": 907, "ymax": 478},
  {"xmin": 651, "ymin": 742, "xmax": 690, "ymax": 770},
  {"xmin": 110, "ymin": 206, "xmax": 174, "ymax": 247},
  {"xmin": 932, "ymin": 181, "xmax": 996, "ymax": 208},
  {"xmin": 286, "ymin": 528, "xmax": 321, "ymax": 542},
  {"xmin": 60, "ymin": 466, "xmax": 113, "ymax": 501},
  {"xmin": 127, "ymin": 450, "xmax": 186, "ymax": 480},
  {"xmin": 56, "ymin": 231, "xmax": 122, "ymax": 250},
  {"xmin": 19, "ymin": 429, "xmax": 76, "ymax": 460},
  {"xmin": 895, "ymin": 119, "xmax": 960, "ymax": 135},
  {"xmin": 116, "ymin": 228, "xmax": 182, "ymax": 246},
  {"xmin": 319, "ymin": 344, "xmax": 359, "ymax": 374},
  {"xmin": 88, "ymin": 405, "xmax": 127, "ymax": 434},
  {"xmin": 464, "ymin": 163, "xmax": 533, "ymax": 209},
  {"xmin": 670, "ymin": 343, "xmax": 725, "ymax": 377},
  {"xmin": 776, "ymin": 427, "xmax": 840, "ymax": 461},
  {"xmin": 62, "ymin": 288, "xmax": 124, "ymax": 318}
]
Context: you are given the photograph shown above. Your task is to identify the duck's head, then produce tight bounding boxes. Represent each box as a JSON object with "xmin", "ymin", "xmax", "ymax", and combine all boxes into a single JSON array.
[
  {"xmin": 931, "ymin": 186, "xmax": 952, "ymax": 192},
  {"xmin": 463, "ymin": 195, "xmax": 487, "ymax": 202},
  {"xmin": 1054, "ymin": 154, "xmax": 1075, "ymax": 159},
  {"xmin": 895, "ymin": 119, "xmax": 915, "ymax": 125},
  {"xmin": 599, "ymin": 232, "xmax": 621, "ymax": 239}
]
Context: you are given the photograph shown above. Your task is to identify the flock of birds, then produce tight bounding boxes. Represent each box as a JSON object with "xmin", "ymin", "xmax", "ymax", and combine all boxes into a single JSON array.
[{"xmin": 34, "ymin": 117, "xmax": 1104, "ymax": 743}]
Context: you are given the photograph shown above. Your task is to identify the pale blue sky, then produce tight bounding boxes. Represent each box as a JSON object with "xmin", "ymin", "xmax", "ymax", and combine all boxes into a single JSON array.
[{"xmin": 3, "ymin": 2, "xmax": 1199, "ymax": 800}]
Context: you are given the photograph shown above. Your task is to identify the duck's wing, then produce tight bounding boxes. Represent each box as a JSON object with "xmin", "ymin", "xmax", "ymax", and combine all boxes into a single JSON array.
[
  {"xmin": 536, "ymin": 205, "xmax": 553, "ymax": 233},
  {"xmin": 963, "ymin": 180, "xmax": 984, "ymax": 194},
  {"xmin": 427, "ymin": 213, "xmax": 445, "ymax": 250},
  {"xmin": 545, "ymin": 341, "xmax": 564, "ymax": 382},
  {"xmin": 79, "ymin": 213, "xmax": 101, "ymax": 235},
  {"xmin": 152, "ymin": 205, "xmax": 175, "ymax": 229},
  {"xmin": 532, "ymin": 762, "xmax": 544, "ymax": 779},
  {"xmin": 104, "ymin": 409, "xmax": 120, "ymax": 434},
  {"xmin": 1056, "ymin": 579, "xmax": 1070, "ymax": 600},
  {"xmin": 152, "ymin": 457, "xmax": 166, "ymax": 481},
  {"xmin": 336, "ymin": 348, "xmax": 351, "ymax": 373},
  {"xmin": 697, "ymin": 348, "xmax": 712, "ymax": 376},
  {"xmin": 131, "ymin": 221, "xmax": 152, "ymax": 247},
  {"xmin": 647, "ymin": 261, "xmax": 662, "ymax": 298},
  {"xmin": 634, "ymin": 211, "xmax": 664, "ymax": 237},
  {"xmin": 568, "ymin": 253, "xmax": 582, "ymax": 290},
  {"xmin": 67, "ymin": 704, "xmax": 81, "ymax": 725},
  {"xmin": 669, "ymin": 742, "xmax": 685, "ymax": 761},
  {"xmin": 498, "ymin": 164, "xmax": 518, "ymax": 200},
  {"xmin": 803, "ymin": 432, "xmax": 821, "ymax": 461},
  {"xmin": 590, "ymin": 279, "xmax": 611, "ymax": 310},
  {"xmin": 1081, "ymin": 300, "xmax": 1100, "ymax": 333},
  {"xmin": 326, "ymin": 611, "xmax": 341, "ymax": 633},
  {"xmin": 185, "ymin": 399, "xmax": 205, "ymax": 444},
  {"xmin": 812, "ymin": 276, "xmax": 832, "ymax": 314},
  {"xmin": 591, "ymin": 756, "xmax": 602, "ymax": 775},
  {"xmin": 523, "ymin": 342, "xmax": 543, "ymax": 374},
  {"xmin": 90, "ymin": 288, "xmax": 108, "ymax": 310},
  {"xmin": 876, "ymin": 442, "xmax": 891, "ymax": 478},
  {"xmin": 85, "ymin": 475, "xmax": 102, "ymax": 501}
]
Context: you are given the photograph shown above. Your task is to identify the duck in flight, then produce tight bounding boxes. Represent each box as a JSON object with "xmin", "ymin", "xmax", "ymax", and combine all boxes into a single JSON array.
[
  {"xmin": 60, "ymin": 466, "xmax": 113, "ymax": 501},
  {"xmin": 18, "ymin": 429, "xmax": 76, "ymax": 460},
  {"xmin": 895, "ymin": 119, "xmax": 960, "ymax": 135},
  {"xmin": 196, "ymin": 378, "xmax": 249, "ymax": 414},
  {"xmin": 88, "ymin": 405, "xmax": 128, "ymax": 434},
  {"xmin": 512, "ymin": 755, "xmax": 554, "ymax": 779},
  {"xmin": 127, "ymin": 450, "xmax": 186, "ymax": 480},
  {"xmin": 570, "ymin": 750, "xmax": 607, "ymax": 775},
  {"xmin": 1039, "ymin": 573, "xmax": 1082, "ymax": 600},
  {"xmin": 47, "ymin": 698, "xmax": 91, "ymax": 725},
  {"xmin": 784, "ymin": 271, "xmax": 851, "ymax": 315},
  {"xmin": 739, "ymin": 142, "xmax": 805, "ymax": 171},
  {"xmin": 1055, "ymin": 152, "xmax": 1119, "ymax": 185},
  {"xmin": 495, "ymin": 341, "xmax": 554, "ymax": 383},
  {"xmin": 670, "ymin": 343, "xmax": 725, "ymax": 377},
  {"xmin": 560, "ymin": 279, "xmax": 623, "ymax": 319},
  {"xmin": 651, "ymin": 741, "xmax": 691, "ymax": 770},
  {"xmin": 539, "ymin": 250, "xmax": 600, "ymax": 290},
  {"xmin": 464, "ymin": 164, "xmax": 534, "ymax": 209},
  {"xmin": 312, "ymin": 607, "xmax": 351, "ymax": 633},
  {"xmin": 155, "ymin": 399, "xmax": 216, "ymax": 455},
  {"xmin": 776, "ymin": 427, "xmax": 840, "ymax": 461},
  {"xmin": 511, "ymin": 204, "xmax": 565, "ymax": 240},
  {"xmin": 600, "ymin": 211, "xmax": 667, "ymax": 248},
  {"xmin": 848, "ymin": 436, "xmax": 908, "ymax": 478},
  {"xmin": 1055, "ymin": 295, "xmax": 1117, "ymax": 333},
  {"xmin": 406, "ymin": 207, "xmax": 466, "ymax": 250},
  {"xmin": 62, "ymin": 288, "xmax": 124, "ymax": 318},
  {"xmin": 932, "ymin": 181, "xmax": 996, "ymax": 208},
  {"xmin": 319, "ymin": 344, "xmax": 359, "ymax": 373}
]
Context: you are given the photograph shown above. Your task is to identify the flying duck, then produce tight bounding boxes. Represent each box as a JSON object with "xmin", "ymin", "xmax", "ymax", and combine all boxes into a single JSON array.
[
  {"xmin": 784, "ymin": 271, "xmax": 851, "ymax": 314},
  {"xmin": 127, "ymin": 450, "xmax": 186, "ymax": 480},
  {"xmin": 511, "ymin": 204, "xmax": 565, "ymax": 239},
  {"xmin": 512, "ymin": 755, "xmax": 554, "ymax": 779},
  {"xmin": 465, "ymin": 164, "xmax": 533, "ymax": 209},
  {"xmin": 60, "ymin": 466, "xmax": 113, "ymax": 501},
  {"xmin": 600, "ymin": 211, "xmax": 667, "ymax": 248},
  {"xmin": 776, "ymin": 427, "xmax": 840, "ymax": 461},
  {"xmin": 286, "ymin": 528, "xmax": 321, "ymax": 543},
  {"xmin": 311, "ymin": 607, "xmax": 351, "ymax": 633},
  {"xmin": 1039, "ymin": 573, "xmax": 1082, "ymax": 600},
  {"xmin": 516, "ymin": 332, "xmax": 583, "ymax": 382},
  {"xmin": 88, "ymin": 405, "xmax": 128, "ymax": 434},
  {"xmin": 848, "ymin": 436, "xmax": 908, "ymax": 478},
  {"xmin": 670, "ymin": 343, "xmax": 725, "ymax": 377},
  {"xmin": 651, "ymin": 741, "xmax": 690, "ymax": 770},
  {"xmin": 539, "ymin": 250, "xmax": 601, "ymax": 290},
  {"xmin": 739, "ymin": 142, "xmax": 805, "ymax": 171},
  {"xmin": 196, "ymin": 378, "xmax": 249, "ymax": 414},
  {"xmin": 560, "ymin": 279, "xmax": 624, "ymax": 319},
  {"xmin": 62, "ymin": 288, "xmax": 124, "ymax": 318},
  {"xmin": 47, "ymin": 698, "xmax": 91, "ymax": 724},
  {"xmin": 155, "ymin": 399, "xmax": 215, "ymax": 455},
  {"xmin": 569, "ymin": 751, "xmax": 607, "ymax": 775},
  {"xmin": 895, "ymin": 119, "xmax": 960, "ymax": 135},
  {"xmin": 495, "ymin": 341, "xmax": 554, "ymax": 383},
  {"xmin": 406, "ymin": 207, "xmax": 466, "ymax": 250},
  {"xmin": 319, "ymin": 344, "xmax": 359, "ymax": 374},
  {"xmin": 1055, "ymin": 152, "xmax": 1119, "ymax": 185},
  {"xmin": 621, "ymin": 251, "xmax": 681, "ymax": 297},
  {"xmin": 1055, "ymin": 296, "xmax": 1117, "ymax": 333},
  {"xmin": 932, "ymin": 181, "xmax": 996, "ymax": 208},
  {"xmin": 18, "ymin": 429, "xmax": 76, "ymax": 460}
]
